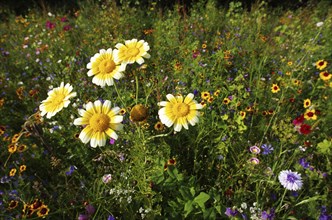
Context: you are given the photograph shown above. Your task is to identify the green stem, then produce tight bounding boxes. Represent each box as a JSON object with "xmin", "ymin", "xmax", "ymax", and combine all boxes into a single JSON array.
[
  {"xmin": 113, "ymin": 82, "xmax": 127, "ymax": 110},
  {"xmin": 135, "ymin": 75, "xmax": 139, "ymax": 104},
  {"xmin": 276, "ymin": 189, "xmax": 287, "ymax": 213}
]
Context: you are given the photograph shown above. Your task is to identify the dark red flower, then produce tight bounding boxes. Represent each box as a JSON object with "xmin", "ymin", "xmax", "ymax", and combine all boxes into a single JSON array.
[
  {"xmin": 293, "ymin": 115, "xmax": 304, "ymax": 126},
  {"xmin": 300, "ymin": 124, "xmax": 311, "ymax": 135}
]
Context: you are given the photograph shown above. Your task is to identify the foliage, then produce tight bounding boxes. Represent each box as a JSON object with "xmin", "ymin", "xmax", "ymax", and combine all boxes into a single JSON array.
[{"xmin": 0, "ymin": 0, "xmax": 332, "ymax": 219}]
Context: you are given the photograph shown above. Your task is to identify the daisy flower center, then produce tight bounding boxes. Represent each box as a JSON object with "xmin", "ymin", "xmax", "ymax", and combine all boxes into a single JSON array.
[
  {"xmin": 89, "ymin": 113, "xmax": 110, "ymax": 132},
  {"xmin": 127, "ymin": 47, "xmax": 140, "ymax": 57},
  {"xmin": 173, "ymin": 103, "xmax": 190, "ymax": 117},
  {"xmin": 49, "ymin": 94, "xmax": 66, "ymax": 108},
  {"xmin": 99, "ymin": 59, "xmax": 116, "ymax": 74}
]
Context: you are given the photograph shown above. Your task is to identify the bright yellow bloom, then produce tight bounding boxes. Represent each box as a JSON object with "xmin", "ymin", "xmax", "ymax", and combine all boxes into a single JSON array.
[
  {"xmin": 271, "ymin": 84, "xmax": 280, "ymax": 93},
  {"xmin": 319, "ymin": 71, "xmax": 331, "ymax": 81},
  {"xmin": 39, "ymin": 82, "xmax": 76, "ymax": 119},
  {"xmin": 315, "ymin": 60, "xmax": 328, "ymax": 70},
  {"xmin": 87, "ymin": 48, "xmax": 126, "ymax": 87},
  {"xmin": 239, "ymin": 111, "xmax": 246, "ymax": 119},
  {"xmin": 114, "ymin": 39, "xmax": 151, "ymax": 65},
  {"xmin": 304, "ymin": 109, "xmax": 317, "ymax": 120},
  {"xmin": 74, "ymin": 100, "xmax": 123, "ymax": 148},
  {"xmin": 8, "ymin": 143, "xmax": 17, "ymax": 153},
  {"xmin": 303, "ymin": 99, "xmax": 311, "ymax": 108},
  {"xmin": 37, "ymin": 205, "xmax": 50, "ymax": 218},
  {"xmin": 201, "ymin": 91, "xmax": 210, "ymax": 100},
  {"xmin": 223, "ymin": 97, "xmax": 231, "ymax": 105},
  {"xmin": 213, "ymin": 90, "xmax": 220, "ymax": 97},
  {"xmin": 20, "ymin": 165, "xmax": 27, "ymax": 172},
  {"xmin": 9, "ymin": 168, "xmax": 17, "ymax": 176},
  {"xmin": 158, "ymin": 93, "xmax": 203, "ymax": 132}
]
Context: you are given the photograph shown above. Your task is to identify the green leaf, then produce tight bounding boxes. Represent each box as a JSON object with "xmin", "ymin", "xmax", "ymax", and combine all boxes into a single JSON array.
[
  {"xmin": 215, "ymin": 205, "xmax": 222, "ymax": 214},
  {"xmin": 203, "ymin": 207, "xmax": 216, "ymax": 220},
  {"xmin": 190, "ymin": 187, "xmax": 196, "ymax": 197},
  {"xmin": 184, "ymin": 200, "xmax": 194, "ymax": 217},
  {"xmin": 317, "ymin": 139, "xmax": 332, "ymax": 155},
  {"xmin": 295, "ymin": 195, "xmax": 326, "ymax": 206},
  {"xmin": 194, "ymin": 192, "xmax": 210, "ymax": 210},
  {"xmin": 179, "ymin": 187, "xmax": 194, "ymax": 201}
]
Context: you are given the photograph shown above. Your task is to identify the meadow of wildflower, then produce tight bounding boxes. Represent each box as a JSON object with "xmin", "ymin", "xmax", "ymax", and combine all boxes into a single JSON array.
[{"xmin": 1, "ymin": 0, "xmax": 332, "ymax": 219}]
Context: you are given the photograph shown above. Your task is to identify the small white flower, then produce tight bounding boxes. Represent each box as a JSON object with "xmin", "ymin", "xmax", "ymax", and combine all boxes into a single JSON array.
[{"xmin": 316, "ymin": 22, "xmax": 324, "ymax": 27}]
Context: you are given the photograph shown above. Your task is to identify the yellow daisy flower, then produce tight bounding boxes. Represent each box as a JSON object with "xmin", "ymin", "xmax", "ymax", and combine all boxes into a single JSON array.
[
  {"xmin": 319, "ymin": 71, "xmax": 331, "ymax": 81},
  {"xmin": 20, "ymin": 165, "xmax": 27, "ymax": 172},
  {"xmin": 73, "ymin": 100, "xmax": 123, "ymax": 148},
  {"xmin": 303, "ymin": 99, "xmax": 311, "ymax": 108},
  {"xmin": 114, "ymin": 39, "xmax": 151, "ymax": 65},
  {"xmin": 37, "ymin": 205, "xmax": 50, "ymax": 218},
  {"xmin": 158, "ymin": 93, "xmax": 203, "ymax": 132},
  {"xmin": 239, "ymin": 111, "xmax": 246, "ymax": 119},
  {"xmin": 304, "ymin": 109, "xmax": 317, "ymax": 120},
  {"xmin": 9, "ymin": 168, "xmax": 17, "ymax": 176},
  {"xmin": 315, "ymin": 60, "xmax": 328, "ymax": 70},
  {"xmin": 87, "ymin": 48, "xmax": 126, "ymax": 87},
  {"xmin": 223, "ymin": 97, "xmax": 231, "ymax": 105},
  {"xmin": 271, "ymin": 84, "xmax": 280, "ymax": 93},
  {"xmin": 201, "ymin": 91, "xmax": 210, "ymax": 100},
  {"xmin": 39, "ymin": 82, "xmax": 76, "ymax": 119}
]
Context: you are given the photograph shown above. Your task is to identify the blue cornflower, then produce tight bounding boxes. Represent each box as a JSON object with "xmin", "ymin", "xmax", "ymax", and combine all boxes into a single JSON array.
[
  {"xmin": 261, "ymin": 144, "xmax": 274, "ymax": 155},
  {"xmin": 278, "ymin": 170, "xmax": 303, "ymax": 191}
]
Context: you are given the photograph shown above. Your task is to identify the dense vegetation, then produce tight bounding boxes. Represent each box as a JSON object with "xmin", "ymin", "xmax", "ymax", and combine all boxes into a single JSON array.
[{"xmin": 0, "ymin": 0, "xmax": 331, "ymax": 219}]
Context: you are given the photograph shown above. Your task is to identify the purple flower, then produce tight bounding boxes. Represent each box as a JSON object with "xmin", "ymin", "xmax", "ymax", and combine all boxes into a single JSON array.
[
  {"xmin": 86, "ymin": 204, "xmax": 95, "ymax": 215},
  {"xmin": 299, "ymin": 158, "xmax": 310, "ymax": 169},
  {"xmin": 319, "ymin": 206, "xmax": 332, "ymax": 220},
  {"xmin": 261, "ymin": 208, "xmax": 275, "ymax": 220},
  {"xmin": 65, "ymin": 165, "xmax": 77, "ymax": 176},
  {"xmin": 249, "ymin": 145, "xmax": 261, "ymax": 154},
  {"xmin": 78, "ymin": 214, "xmax": 89, "ymax": 220},
  {"xmin": 278, "ymin": 170, "xmax": 303, "ymax": 191},
  {"xmin": 225, "ymin": 207, "xmax": 238, "ymax": 217},
  {"xmin": 107, "ymin": 216, "xmax": 115, "ymax": 220},
  {"xmin": 109, "ymin": 138, "xmax": 115, "ymax": 145},
  {"xmin": 261, "ymin": 144, "xmax": 273, "ymax": 155},
  {"xmin": 249, "ymin": 157, "xmax": 260, "ymax": 165}
]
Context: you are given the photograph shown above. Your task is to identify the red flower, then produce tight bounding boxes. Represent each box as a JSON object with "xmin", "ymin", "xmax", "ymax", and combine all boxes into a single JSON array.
[
  {"xmin": 299, "ymin": 124, "xmax": 311, "ymax": 135},
  {"xmin": 293, "ymin": 115, "xmax": 304, "ymax": 126}
]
